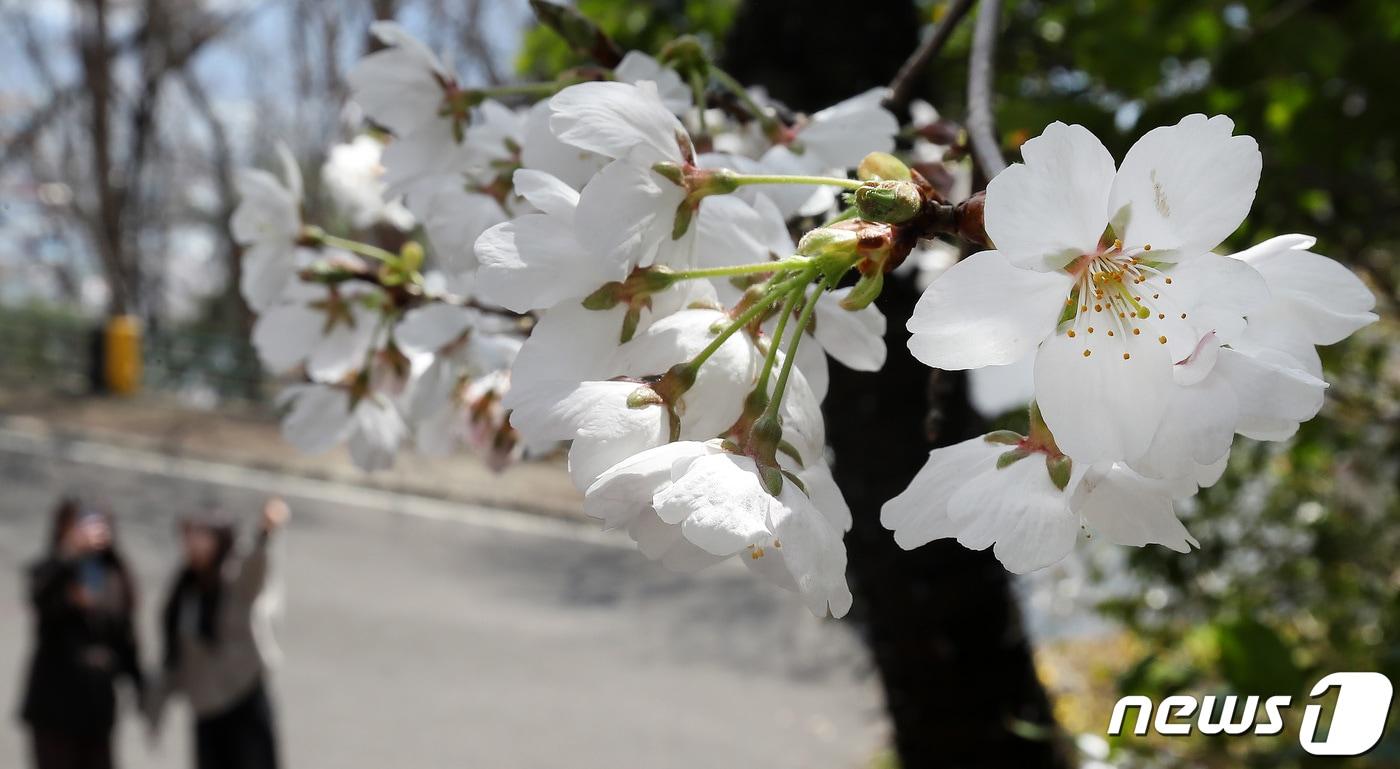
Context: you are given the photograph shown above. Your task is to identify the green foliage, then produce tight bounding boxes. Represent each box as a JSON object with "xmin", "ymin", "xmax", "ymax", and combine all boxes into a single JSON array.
[{"xmin": 516, "ymin": 0, "xmax": 740, "ymax": 79}]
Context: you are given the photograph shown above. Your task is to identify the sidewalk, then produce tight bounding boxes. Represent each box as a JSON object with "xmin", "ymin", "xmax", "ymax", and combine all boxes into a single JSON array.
[{"xmin": 0, "ymin": 390, "xmax": 585, "ymax": 520}]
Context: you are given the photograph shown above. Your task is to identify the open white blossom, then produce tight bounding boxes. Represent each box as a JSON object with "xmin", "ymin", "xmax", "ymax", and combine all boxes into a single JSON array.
[
  {"xmin": 232, "ymin": 145, "xmax": 303, "ymax": 312},
  {"xmin": 322, "ymin": 135, "xmax": 415, "ymax": 230},
  {"xmin": 588, "ymin": 444, "xmax": 853, "ymax": 617},
  {"xmin": 278, "ymin": 384, "xmax": 408, "ymax": 472},
  {"xmin": 882, "ymin": 435, "xmax": 1197, "ymax": 573},
  {"xmin": 908, "ymin": 116, "xmax": 1270, "ymax": 466},
  {"xmin": 251, "ymin": 274, "xmax": 381, "ymax": 384}
]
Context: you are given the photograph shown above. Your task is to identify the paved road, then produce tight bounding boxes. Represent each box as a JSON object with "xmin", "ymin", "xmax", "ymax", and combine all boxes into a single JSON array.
[{"xmin": 0, "ymin": 431, "xmax": 885, "ymax": 769}]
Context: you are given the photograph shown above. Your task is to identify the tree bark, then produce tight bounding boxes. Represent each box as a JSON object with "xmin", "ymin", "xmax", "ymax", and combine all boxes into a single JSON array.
[{"xmin": 724, "ymin": 4, "xmax": 1067, "ymax": 767}]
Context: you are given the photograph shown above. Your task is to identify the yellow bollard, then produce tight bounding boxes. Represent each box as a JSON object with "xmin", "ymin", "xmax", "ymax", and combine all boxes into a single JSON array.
[{"xmin": 103, "ymin": 314, "xmax": 142, "ymax": 395}]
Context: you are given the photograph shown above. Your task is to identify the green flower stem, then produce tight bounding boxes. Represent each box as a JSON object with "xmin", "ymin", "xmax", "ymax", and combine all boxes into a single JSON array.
[
  {"xmin": 666, "ymin": 257, "xmax": 811, "ymax": 282},
  {"xmin": 763, "ymin": 281, "xmax": 823, "ymax": 421},
  {"xmin": 688, "ymin": 67, "xmax": 709, "ymax": 135},
  {"xmin": 310, "ymin": 230, "xmax": 403, "ymax": 267},
  {"xmin": 727, "ymin": 173, "xmax": 864, "ymax": 191},
  {"xmin": 753, "ymin": 280, "xmax": 806, "ymax": 398},
  {"xmin": 710, "ymin": 66, "xmax": 779, "ymax": 132},
  {"xmin": 683, "ymin": 269, "xmax": 814, "ymax": 376}
]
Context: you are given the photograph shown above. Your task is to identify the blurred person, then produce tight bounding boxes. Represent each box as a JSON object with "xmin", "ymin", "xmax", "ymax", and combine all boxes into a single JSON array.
[
  {"xmin": 18, "ymin": 498, "xmax": 145, "ymax": 769},
  {"xmin": 148, "ymin": 498, "xmax": 289, "ymax": 769}
]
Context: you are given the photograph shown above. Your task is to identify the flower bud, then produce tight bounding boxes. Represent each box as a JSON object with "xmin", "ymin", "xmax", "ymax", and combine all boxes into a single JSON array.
[
  {"xmin": 854, "ymin": 180, "xmax": 922, "ymax": 224},
  {"xmin": 399, "ymin": 241, "xmax": 425, "ymax": 274},
  {"xmin": 857, "ymin": 152, "xmax": 912, "ymax": 182},
  {"xmin": 797, "ymin": 225, "xmax": 859, "ymax": 261},
  {"xmin": 658, "ymin": 35, "xmax": 709, "ymax": 77}
]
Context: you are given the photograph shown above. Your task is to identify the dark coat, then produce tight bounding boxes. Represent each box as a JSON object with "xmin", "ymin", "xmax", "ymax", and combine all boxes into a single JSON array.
[{"xmin": 18, "ymin": 556, "xmax": 144, "ymax": 736}]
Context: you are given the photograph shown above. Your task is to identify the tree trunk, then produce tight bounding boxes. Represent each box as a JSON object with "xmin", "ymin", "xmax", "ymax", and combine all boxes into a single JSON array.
[{"xmin": 724, "ymin": 5, "xmax": 1068, "ymax": 767}]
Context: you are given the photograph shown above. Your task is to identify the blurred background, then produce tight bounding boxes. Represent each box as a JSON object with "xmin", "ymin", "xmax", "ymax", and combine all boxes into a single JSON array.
[{"xmin": 1, "ymin": 0, "xmax": 1397, "ymax": 767}]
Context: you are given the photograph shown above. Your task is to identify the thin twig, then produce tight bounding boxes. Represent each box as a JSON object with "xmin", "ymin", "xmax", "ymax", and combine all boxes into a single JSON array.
[
  {"xmin": 966, "ymin": 0, "xmax": 1006, "ymax": 178},
  {"xmin": 885, "ymin": 0, "xmax": 978, "ymax": 111}
]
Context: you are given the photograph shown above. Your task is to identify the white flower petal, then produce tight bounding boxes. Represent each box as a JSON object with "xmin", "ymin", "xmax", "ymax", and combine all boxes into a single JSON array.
[
  {"xmin": 347, "ymin": 396, "xmax": 407, "ymax": 471},
  {"xmin": 574, "ymin": 158, "xmax": 687, "ymax": 270},
  {"xmin": 584, "ymin": 441, "xmax": 717, "ymax": 530},
  {"xmin": 520, "ymin": 101, "xmax": 608, "ymax": 190},
  {"xmin": 613, "ymin": 51, "xmax": 692, "ymax": 115},
  {"xmin": 1074, "ymin": 464, "xmax": 1196, "ymax": 552},
  {"xmin": 881, "ymin": 436, "xmax": 1004, "ymax": 550},
  {"xmin": 475, "ymin": 211, "xmax": 625, "ymax": 313},
  {"xmin": 1232, "ymin": 235, "xmax": 1377, "ymax": 344},
  {"xmin": 280, "ymin": 385, "xmax": 354, "ymax": 455},
  {"xmin": 656, "ymin": 454, "xmax": 771, "ymax": 554},
  {"xmin": 946, "ymin": 453, "xmax": 1080, "ymax": 573},
  {"xmin": 1109, "ymin": 114, "xmax": 1260, "ymax": 260},
  {"xmin": 908, "ymin": 250, "xmax": 1073, "ymax": 370},
  {"xmin": 1133, "ymin": 372, "xmax": 1238, "ymax": 480},
  {"xmin": 770, "ymin": 484, "xmax": 852, "ymax": 618},
  {"xmin": 796, "ymin": 87, "xmax": 898, "ymax": 171},
  {"xmin": 985, "ymin": 122, "xmax": 1116, "ymax": 270},
  {"xmin": 813, "ymin": 290, "xmax": 886, "ymax": 371},
  {"xmin": 548, "ymin": 81, "xmax": 685, "ymax": 165},
  {"xmin": 511, "ymin": 168, "xmax": 580, "ymax": 217},
  {"xmin": 394, "ymin": 304, "xmax": 478, "ymax": 355},
  {"xmin": 1214, "ymin": 347, "xmax": 1326, "ymax": 441},
  {"xmin": 1034, "ymin": 324, "xmax": 1174, "ymax": 464},
  {"xmin": 1162, "ymin": 252, "xmax": 1270, "ymax": 343}
]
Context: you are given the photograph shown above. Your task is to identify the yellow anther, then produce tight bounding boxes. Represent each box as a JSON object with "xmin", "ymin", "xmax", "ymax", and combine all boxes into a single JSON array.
[
  {"xmin": 1107, "ymin": 330, "xmax": 1115, "ymax": 337},
  {"xmin": 1165, "ymin": 277, "xmax": 1173, "ymax": 284},
  {"xmin": 1158, "ymin": 335, "xmax": 1167, "ymax": 344},
  {"xmin": 1087, "ymin": 326, "xmax": 1095, "ymax": 333},
  {"xmin": 1067, "ymin": 330, "xmax": 1077, "ymax": 338},
  {"xmin": 1132, "ymin": 328, "xmax": 1141, "ymax": 336},
  {"xmin": 1143, "ymin": 243, "xmax": 1153, "ymax": 251},
  {"xmin": 1083, "ymin": 349, "xmax": 1092, "ymax": 357},
  {"xmin": 1123, "ymin": 352, "xmax": 1131, "ymax": 360},
  {"xmin": 750, "ymin": 547, "xmax": 765, "ymax": 560}
]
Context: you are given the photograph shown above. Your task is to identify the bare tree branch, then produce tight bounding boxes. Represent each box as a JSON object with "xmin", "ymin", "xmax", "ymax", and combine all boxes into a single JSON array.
[
  {"xmin": 885, "ymin": 0, "xmax": 977, "ymax": 111},
  {"xmin": 966, "ymin": 0, "xmax": 1006, "ymax": 178}
]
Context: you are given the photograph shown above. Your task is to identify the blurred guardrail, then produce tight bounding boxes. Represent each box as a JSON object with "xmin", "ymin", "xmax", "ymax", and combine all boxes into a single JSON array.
[{"xmin": 0, "ymin": 305, "xmax": 268, "ymax": 404}]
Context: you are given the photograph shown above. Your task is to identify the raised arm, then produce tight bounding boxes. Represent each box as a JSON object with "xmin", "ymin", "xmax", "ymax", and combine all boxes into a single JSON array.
[{"xmin": 233, "ymin": 497, "xmax": 289, "ymax": 601}]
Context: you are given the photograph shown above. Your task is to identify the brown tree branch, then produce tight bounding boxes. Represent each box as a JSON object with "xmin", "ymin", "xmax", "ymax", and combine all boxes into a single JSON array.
[
  {"xmin": 885, "ymin": 0, "xmax": 977, "ymax": 111},
  {"xmin": 966, "ymin": 0, "xmax": 1006, "ymax": 178}
]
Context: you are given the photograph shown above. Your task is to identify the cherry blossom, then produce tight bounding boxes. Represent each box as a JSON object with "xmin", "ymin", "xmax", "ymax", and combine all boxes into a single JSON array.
[
  {"xmin": 232, "ymin": 145, "xmax": 303, "ymax": 312},
  {"xmin": 908, "ymin": 116, "xmax": 1270, "ymax": 466},
  {"xmin": 321, "ymin": 135, "xmax": 415, "ymax": 231},
  {"xmin": 588, "ymin": 443, "xmax": 853, "ymax": 617},
  {"xmin": 882, "ymin": 434, "xmax": 1196, "ymax": 573}
]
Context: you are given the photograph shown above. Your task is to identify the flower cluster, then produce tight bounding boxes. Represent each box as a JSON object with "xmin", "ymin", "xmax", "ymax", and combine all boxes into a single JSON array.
[
  {"xmin": 883, "ymin": 117, "xmax": 1377, "ymax": 573},
  {"xmin": 232, "ymin": 17, "xmax": 1375, "ymax": 617}
]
